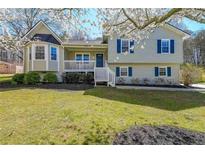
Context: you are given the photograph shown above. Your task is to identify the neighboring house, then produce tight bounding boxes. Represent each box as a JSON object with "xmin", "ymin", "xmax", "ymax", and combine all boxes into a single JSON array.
[
  {"xmin": 22, "ymin": 21, "xmax": 190, "ymax": 86},
  {"xmin": 0, "ymin": 49, "xmax": 23, "ymax": 74}
]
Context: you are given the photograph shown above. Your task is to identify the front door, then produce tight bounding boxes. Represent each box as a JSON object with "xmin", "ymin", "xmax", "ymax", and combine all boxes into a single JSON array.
[{"xmin": 96, "ymin": 54, "xmax": 104, "ymax": 67}]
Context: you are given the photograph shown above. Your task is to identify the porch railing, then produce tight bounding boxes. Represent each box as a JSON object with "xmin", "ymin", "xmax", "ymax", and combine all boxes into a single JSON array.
[
  {"xmin": 94, "ymin": 67, "xmax": 115, "ymax": 87},
  {"xmin": 64, "ymin": 60, "xmax": 95, "ymax": 71}
]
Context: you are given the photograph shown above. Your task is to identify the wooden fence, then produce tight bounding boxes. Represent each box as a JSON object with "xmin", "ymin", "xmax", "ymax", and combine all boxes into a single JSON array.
[{"xmin": 0, "ymin": 61, "xmax": 23, "ymax": 74}]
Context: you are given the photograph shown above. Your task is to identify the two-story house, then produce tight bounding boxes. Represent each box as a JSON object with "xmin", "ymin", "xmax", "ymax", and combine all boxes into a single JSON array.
[{"xmin": 22, "ymin": 21, "xmax": 190, "ymax": 86}]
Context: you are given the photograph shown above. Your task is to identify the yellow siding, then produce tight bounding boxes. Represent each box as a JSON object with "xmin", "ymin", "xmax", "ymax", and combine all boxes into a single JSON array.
[
  {"xmin": 33, "ymin": 61, "xmax": 46, "ymax": 71},
  {"xmin": 64, "ymin": 50, "xmax": 108, "ymax": 61}
]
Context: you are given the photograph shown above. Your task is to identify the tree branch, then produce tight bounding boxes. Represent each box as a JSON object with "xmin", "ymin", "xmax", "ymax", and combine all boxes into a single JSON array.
[{"xmin": 122, "ymin": 8, "xmax": 183, "ymax": 30}]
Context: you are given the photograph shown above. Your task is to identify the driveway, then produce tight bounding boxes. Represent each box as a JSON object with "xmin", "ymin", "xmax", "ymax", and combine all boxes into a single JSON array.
[{"xmin": 190, "ymin": 83, "xmax": 205, "ymax": 89}]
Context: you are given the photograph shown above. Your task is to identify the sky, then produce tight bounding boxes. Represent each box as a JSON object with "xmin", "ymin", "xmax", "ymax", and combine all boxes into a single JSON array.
[
  {"xmin": 80, "ymin": 9, "xmax": 103, "ymax": 39},
  {"xmin": 183, "ymin": 18, "xmax": 205, "ymax": 32}
]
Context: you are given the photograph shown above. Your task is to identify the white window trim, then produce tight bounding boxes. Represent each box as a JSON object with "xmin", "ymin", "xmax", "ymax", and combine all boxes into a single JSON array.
[
  {"xmin": 120, "ymin": 66, "xmax": 128, "ymax": 77},
  {"xmin": 32, "ymin": 44, "xmax": 48, "ymax": 71},
  {"xmin": 158, "ymin": 66, "xmax": 167, "ymax": 77},
  {"xmin": 161, "ymin": 39, "xmax": 170, "ymax": 54},
  {"xmin": 50, "ymin": 45, "xmax": 59, "ymax": 72},
  {"xmin": 34, "ymin": 45, "xmax": 46, "ymax": 61},
  {"xmin": 75, "ymin": 53, "xmax": 90, "ymax": 61},
  {"xmin": 50, "ymin": 46, "xmax": 58, "ymax": 61},
  {"xmin": 121, "ymin": 39, "xmax": 130, "ymax": 54}
]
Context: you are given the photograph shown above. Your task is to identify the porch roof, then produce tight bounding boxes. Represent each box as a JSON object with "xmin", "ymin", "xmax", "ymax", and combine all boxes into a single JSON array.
[{"xmin": 62, "ymin": 40, "xmax": 108, "ymax": 48}]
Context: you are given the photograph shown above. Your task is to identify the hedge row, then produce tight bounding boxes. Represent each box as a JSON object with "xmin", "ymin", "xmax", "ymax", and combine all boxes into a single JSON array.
[
  {"xmin": 12, "ymin": 72, "xmax": 57, "ymax": 85},
  {"xmin": 62, "ymin": 72, "xmax": 94, "ymax": 84}
]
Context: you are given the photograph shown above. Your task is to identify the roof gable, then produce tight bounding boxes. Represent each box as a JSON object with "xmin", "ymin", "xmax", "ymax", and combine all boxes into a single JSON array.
[
  {"xmin": 31, "ymin": 34, "xmax": 61, "ymax": 45},
  {"xmin": 164, "ymin": 23, "xmax": 191, "ymax": 38},
  {"xmin": 22, "ymin": 20, "xmax": 62, "ymax": 45}
]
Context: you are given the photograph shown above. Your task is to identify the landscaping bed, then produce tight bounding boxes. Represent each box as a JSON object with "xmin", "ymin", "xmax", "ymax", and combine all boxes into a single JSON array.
[
  {"xmin": 0, "ymin": 83, "xmax": 94, "ymax": 90},
  {"xmin": 113, "ymin": 125, "xmax": 205, "ymax": 145},
  {"xmin": 117, "ymin": 84, "xmax": 187, "ymax": 88}
]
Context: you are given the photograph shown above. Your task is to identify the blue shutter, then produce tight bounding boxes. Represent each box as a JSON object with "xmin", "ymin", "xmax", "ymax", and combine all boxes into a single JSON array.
[
  {"xmin": 167, "ymin": 67, "xmax": 171, "ymax": 76},
  {"xmin": 155, "ymin": 67, "xmax": 159, "ymax": 77},
  {"xmin": 116, "ymin": 67, "xmax": 120, "ymax": 77},
  {"xmin": 128, "ymin": 67, "xmax": 132, "ymax": 77},
  {"xmin": 157, "ymin": 40, "xmax": 161, "ymax": 54},
  {"xmin": 117, "ymin": 39, "xmax": 121, "ymax": 53},
  {"xmin": 130, "ymin": 40, "xmax": 134, "ymax": 53},
  {"xmin": 170, "ymin": 40, "xmax": 175, "ymax": 54}
]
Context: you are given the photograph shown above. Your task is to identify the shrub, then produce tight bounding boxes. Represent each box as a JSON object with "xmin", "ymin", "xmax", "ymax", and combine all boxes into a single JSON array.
[
  {"xmin": 165, "ymin": 79, "xmax": 175, "ymax": 85},
  {"xmin": 43, "ymin": 72, "xmax": 58, "ymax": 83},
  {"xmin": 84, "ymin": 73, "xmax": 94, "ymax": 84},
  {"xmin": 180, "ymin": 64, "xmax": 204, "ymax": 86},
  {"xmin": 62, "ymin": 72, "xmax": 94, "ymax": 84},
  {"xmin": 79, "ymin": 73, "xmax": 87, "ymax": 83},
  {"xmin": 154, "ymin": 78, "xmax": 166, "ymax": 85},
  {"xmin": 63, "ymin": 73, "xmax": 80, "ymax": 83},
  {"xmin": 12, "ymin": 73, "xmax": 25, "ymax": 84},
  {"xmin": 24, "ymin": 72, "xmax": 41, "ymax": 85},
  {"xmin": 131, "ymin": 77, "xmax": 140, "ymax": 84},
  {"xmin": 142, "ymin": 78, "xmax": 150, "ymax": 85},
  {"xmin": 117, "ymin": 77, "xmax": 125, "ymax": 84}
]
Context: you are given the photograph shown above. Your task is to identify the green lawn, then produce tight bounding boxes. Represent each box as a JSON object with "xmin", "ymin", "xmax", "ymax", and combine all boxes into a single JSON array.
[
  {"xmin": 0, "ymin": 87, "xmax": 205, "ymax": 144},
  {"xmin": 0, "ymin": 74, "xmax": 13, "ymax": 84}
]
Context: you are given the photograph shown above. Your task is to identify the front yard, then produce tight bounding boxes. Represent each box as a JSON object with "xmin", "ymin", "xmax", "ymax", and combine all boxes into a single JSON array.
[
  {"xmin": 0, "ymin": 74, "xmax": 13, "ymax": 84},
  {"xmin": 0, "ymin": 87, "xmax": 205, "ymax": 144}
]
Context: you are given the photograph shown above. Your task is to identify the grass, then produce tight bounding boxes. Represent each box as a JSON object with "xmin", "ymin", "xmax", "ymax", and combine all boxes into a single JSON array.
[
  {"xmin": 0, "ymin": 74, "xmax": 13, "ymax": 84},
  {"xmin": 200, "ymin": 73, "xmax": 205, "ymax": 83},
  {"xmin": 0, "ymin": 87, "xmax": 205, "ymax": 144}
]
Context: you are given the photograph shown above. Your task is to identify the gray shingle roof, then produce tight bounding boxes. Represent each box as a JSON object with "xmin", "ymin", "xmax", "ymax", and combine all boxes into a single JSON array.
[{"xmin": 31, "ymin": 34, "xmax": 61, "ymax": 45}]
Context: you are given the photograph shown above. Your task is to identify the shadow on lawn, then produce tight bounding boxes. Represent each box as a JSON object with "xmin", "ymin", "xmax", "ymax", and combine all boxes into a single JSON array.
[{"xmin": 84, "ymin": 87, "xmax": 205, "ymax": 111}]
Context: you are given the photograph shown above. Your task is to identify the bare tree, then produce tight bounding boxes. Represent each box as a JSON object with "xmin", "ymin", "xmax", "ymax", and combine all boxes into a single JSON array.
[
  {"xmin": 184, "ymin": 30, "xmax": 205, "ymax": 65},
  {"xmin": 97, "ymin": 8, "xmax": 205, "ymax": 38},
  {"xmin": 0, "ymin": 8, "xmax": 86, "ymax": 62}
]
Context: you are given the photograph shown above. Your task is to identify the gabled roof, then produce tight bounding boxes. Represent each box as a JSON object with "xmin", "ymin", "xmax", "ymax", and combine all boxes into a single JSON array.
[
  {"xmin": 22, "ymin": 20, "xmax": 63, "ymax": 44},
  {"xmin": 165, "ymin": 23, "xmax": 191, "ymax": 37},
  {"xmin": 31, "ymin": 34, "xmax": 61, "ymax": 45}
]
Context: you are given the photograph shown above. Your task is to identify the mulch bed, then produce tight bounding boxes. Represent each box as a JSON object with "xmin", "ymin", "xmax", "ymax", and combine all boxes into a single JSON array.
[
  {"xmin": 117, "ymin": 84, "xmax": 187, "ymax": 88},
  {"xmin": 0, "ymin": 83, "xmax": 94, "ymax": 90},
  {"xmin": 113, "ymin": 125, "xmax": 205, "ymax": 145}
]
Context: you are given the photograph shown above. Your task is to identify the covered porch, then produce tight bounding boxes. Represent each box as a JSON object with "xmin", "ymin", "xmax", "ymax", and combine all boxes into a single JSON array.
[{"xmin": 63, "ymin": 43, "xmax": 108, "ymax": 72}]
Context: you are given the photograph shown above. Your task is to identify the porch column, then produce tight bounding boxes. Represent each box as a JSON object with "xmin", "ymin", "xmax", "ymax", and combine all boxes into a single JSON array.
[{"xmin": 31, "ymin": 44, "xmax": 35, "ymax": 71}]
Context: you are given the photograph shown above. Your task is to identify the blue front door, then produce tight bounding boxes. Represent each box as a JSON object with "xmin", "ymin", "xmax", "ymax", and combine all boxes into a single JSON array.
[{"xmin": 96, "ymin": 54, "xmax": 103, "ymax": 67}]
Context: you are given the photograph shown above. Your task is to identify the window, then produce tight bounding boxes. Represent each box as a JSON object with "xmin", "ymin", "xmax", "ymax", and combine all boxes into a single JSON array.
[
  {"xmin": 1, "ymin": 51, "xmax": 7, "ymax": 59},
  {"xmin": 75, "ymin": 53, "xmax": 90, "ymax": 61},
  {"xmin": 76, "ymin": 54, "xmax": 82, "ymax": 61},
  {"xmin": 120, "ymin": 67, "xmax": 128, "ymax": 77},
  {"xmin": 161, "ymin": 39, "xmax": 170, "ymax": 53},
  {"xmin": 83, "ymin": 54, "xmax": 89, "ymax": 61},
  {"xmin": 121, "ymin": 40, "xmax": 129, "ymax": 53},
  {"xmin": 50, "ymin": 47, "xmax": 57, "ymax": 60},
  {"xmin": 35, "ymin": 46, "xmax": 45, "ymax": 60},
  {"xmin": 159, "ymin": 67, "xmax": 167, "ymax": 76}
]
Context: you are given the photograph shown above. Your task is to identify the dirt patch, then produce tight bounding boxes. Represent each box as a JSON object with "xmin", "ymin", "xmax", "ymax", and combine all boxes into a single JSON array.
[{"xmin": 113, "ymin": 126, "xmax": 205, "ymax": 145}]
